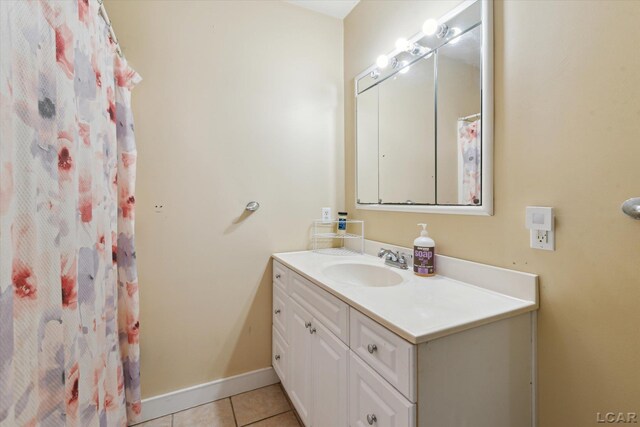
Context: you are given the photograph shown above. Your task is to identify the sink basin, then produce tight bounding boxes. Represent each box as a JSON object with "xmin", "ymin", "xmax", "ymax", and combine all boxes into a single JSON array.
[{"xmin": 323, "ymin": 262, "xmax": 404, "ymax": 287}]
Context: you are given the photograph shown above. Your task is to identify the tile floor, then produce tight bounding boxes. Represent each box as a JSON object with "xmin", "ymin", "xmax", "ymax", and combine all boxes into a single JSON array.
[{"xmin": 135, "ymin": 384, "xmax": 301, "ymax": 427}]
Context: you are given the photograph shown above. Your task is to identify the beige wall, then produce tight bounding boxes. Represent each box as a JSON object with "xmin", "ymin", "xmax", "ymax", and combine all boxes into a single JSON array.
[
  {"xmin": 345, "ymin": 1, "xmax": 640, "ymax": 426},
  {"xmin": 108, "ymin": 0, "xmax": 344, "ymax": 398}
]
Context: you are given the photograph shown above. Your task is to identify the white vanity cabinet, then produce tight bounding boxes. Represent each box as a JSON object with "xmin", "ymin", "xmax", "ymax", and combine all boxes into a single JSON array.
[
  {"xmin": 272, "ymin": 259, "xmax": 535, "ymax": 427},
  {"xmin": 273, "ymin": 261, "xmax": 350, "ymax": 427}
]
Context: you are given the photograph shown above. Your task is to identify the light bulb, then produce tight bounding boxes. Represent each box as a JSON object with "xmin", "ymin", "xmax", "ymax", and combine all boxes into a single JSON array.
[
  {"xmin": 376, "ymin": 55, "xmax": 389, "ymax": 68},
  {"xmin": 422, "ymin": 18, "xmax": 438, "ymax": 36},
  {"xmin": 395, "ymin": 38, "xmax": 410, "ymax": 51}
]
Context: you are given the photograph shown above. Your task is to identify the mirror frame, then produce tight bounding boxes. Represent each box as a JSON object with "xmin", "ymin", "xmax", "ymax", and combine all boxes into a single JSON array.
[{"xmin": 354, "ymin": 0, "xmax": 493, "ymax": 216}]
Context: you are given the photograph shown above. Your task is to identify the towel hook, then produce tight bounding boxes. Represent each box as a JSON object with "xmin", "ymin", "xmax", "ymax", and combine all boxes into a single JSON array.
[
  {"xmin": 245, "ymin": 201, "xmax": 260, "ymax": 212},
  {"xmin": 621, "ymin": 198, "xmax": 640, "ymax": 220}
]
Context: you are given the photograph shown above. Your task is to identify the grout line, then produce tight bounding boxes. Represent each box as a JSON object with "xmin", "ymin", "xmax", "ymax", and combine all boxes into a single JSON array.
[
  {"xmin": 235, "ymin": 384, "xmax": 291, "ymax": 426},
  {"xmin": 229, "ymin": 397, "xmax": 239, "ymax": 427},
  {"xmin": 170, "ymin": 413, "xmax": 173, "ymax": 427},
  {"xmin": 244, "ymin": 411, "xmax": 296, "ymax": 427},
  {"xmin": 239, "ymin": 408, "xmax": 291, "ymax": 427},
  {"xmin": 279, "ymin": 383, "xmax": 303, "ymax": 424}
]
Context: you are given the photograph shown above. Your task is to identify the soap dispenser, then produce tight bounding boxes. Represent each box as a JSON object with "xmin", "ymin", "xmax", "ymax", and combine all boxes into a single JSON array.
[{"xmin": 414, "ymin": 223, "xmax": 435, "ymax": 277}]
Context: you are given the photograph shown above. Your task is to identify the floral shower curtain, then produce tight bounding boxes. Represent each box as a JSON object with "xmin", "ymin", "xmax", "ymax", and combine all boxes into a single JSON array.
[
  {"xmin": 0, "ymin": 1, "xmax": 141, "ymax": 426},
  {"xmin": 457, "ymin": 118, "xmax": 481, "ymax": 205}
]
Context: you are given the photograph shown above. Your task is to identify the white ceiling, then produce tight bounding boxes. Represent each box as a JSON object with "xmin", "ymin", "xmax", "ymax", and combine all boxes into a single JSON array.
[{"xmin": 284, "ymin": 0, "xmax": 360, "ymax": 19}]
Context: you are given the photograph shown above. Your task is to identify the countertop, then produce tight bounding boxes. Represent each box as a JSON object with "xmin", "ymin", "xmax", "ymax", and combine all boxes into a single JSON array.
[{"xmin": 272, "ymin": 250, "xmax": 538, "ymax": 344}]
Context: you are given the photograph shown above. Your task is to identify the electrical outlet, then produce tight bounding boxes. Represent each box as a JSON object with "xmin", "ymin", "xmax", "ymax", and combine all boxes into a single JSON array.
[
  {"xmin": 526, "ymin": 206, "xmax": 555, "ymax": 251},
  {"xmin": 321, "ymin": 207, "xmax": 331, "ymax": 223},
  {"xmin": 530, "ymin": 229, "xmax": 554, "ymax": 251}
]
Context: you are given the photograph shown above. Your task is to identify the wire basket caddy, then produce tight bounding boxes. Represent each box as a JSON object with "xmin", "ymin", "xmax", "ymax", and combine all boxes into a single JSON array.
[{"xmin": 312, "ymin": 220, "xmax": 364, "ymax": 255}]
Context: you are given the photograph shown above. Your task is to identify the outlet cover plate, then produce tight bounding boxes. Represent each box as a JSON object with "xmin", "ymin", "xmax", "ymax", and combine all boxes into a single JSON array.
[
  {"xmin": 321, "ymin": 207, "xmax": 331, "ymax": 223},
  {"xmin": 530, "ymin": 229, "xmax": 554, "ymax": 251}
]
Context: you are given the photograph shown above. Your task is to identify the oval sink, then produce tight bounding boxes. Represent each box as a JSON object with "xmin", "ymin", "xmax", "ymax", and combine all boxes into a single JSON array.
[{"xmin": 323, "ymin": 263, "xmax": 404, "ymax": 287}]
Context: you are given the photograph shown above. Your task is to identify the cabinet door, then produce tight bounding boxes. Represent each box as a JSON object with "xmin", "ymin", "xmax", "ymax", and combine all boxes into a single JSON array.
[
  {"xmin": 349, "ymin": 352, "xmax": 415, "ymax": 427},
  {"xmin": 288, "ymin": 299, "xmax": 313, "ymax": 426},
  {"xmin": 311, "ymin": 320, "xmax": 349, "ymax": 427}
]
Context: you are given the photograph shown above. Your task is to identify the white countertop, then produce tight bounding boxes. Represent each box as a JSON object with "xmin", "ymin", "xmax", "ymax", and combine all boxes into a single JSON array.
[{"xmin": 273, "ymin": 250, "xmax": 538, "ymax": 344}]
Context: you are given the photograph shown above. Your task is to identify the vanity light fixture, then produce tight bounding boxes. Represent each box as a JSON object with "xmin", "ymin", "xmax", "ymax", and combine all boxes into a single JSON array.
[
  {"xmin": 448, "ymin": 27, "xmax": 462, "ymax": 44},
  {"xmin": 370, "ymin": 69, "xmax": 380, "ymax": 79},
  {"xmin": 395, "ymin": 37, "xmax": 411, "ymax": 51},
  {"xmin": 422, "ymin": 18, "xmax": 449, "ymax": 38},
  {"xmin": 391, "ymin": 57, "xmax": 400, "ymax": 69},
  {"xmin": 399, "ymin": 61, "xmax": 410, "ymax": 74},
  {"xmin": 376, "ymin": 54, "xmax": 389, "ymax": 68},
  {"xmin": 395, "ymin": 37, "xmax": 427, "ymax": 56}
]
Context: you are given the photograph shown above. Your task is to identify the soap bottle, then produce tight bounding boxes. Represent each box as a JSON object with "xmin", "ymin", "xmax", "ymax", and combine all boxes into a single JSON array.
[{"xmin": 413, "ymin": 223, "xmax": 435, "ymax": 277}]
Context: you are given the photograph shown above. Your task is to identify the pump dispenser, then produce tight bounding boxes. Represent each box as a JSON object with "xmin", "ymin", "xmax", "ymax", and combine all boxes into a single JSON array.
[{"xmin": 413, "ymin": 223, "xmax": 435, "ymax": 277}]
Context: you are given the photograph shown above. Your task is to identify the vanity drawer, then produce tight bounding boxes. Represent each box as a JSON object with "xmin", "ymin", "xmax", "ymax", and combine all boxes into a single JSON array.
[
  {"xmin": 273, "ymin": 260, "xmax": 288, "ymax": 291},
  {"xmin": 349, "ymin": 352, "xmax": 415, "ymax": 427},
  {"xmin": 272, "ymin": 326, "xmax": 288, "ymax": 388},
  {"xmin": 350, "ymin": 308, "xmax": 416, "ymax": 402},
  {"xmin": 289, "ymin": 271, "xmax": 349, "ymax": 344},
  {"xmin": 273, "ymin": 283, "xmax": 289, "ymax": 340}
]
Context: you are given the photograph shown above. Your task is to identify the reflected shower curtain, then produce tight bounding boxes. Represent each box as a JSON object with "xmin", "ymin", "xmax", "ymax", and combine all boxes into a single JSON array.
[
  {"xmin": 458, "ymin": 119, "xmax": 481, "ymax": 205},
  {"xmin": 0, "ymin": 1, "xmax": 141, "ymax": 425}
]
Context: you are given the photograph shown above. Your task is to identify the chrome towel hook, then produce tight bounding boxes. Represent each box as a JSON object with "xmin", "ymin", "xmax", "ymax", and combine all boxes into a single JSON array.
[
  {"xmin": 245, "ymin": 201, "xmax": 260, "ymax": 212},
  {"xmin": 621, "ymin": 198, "xmax": 640, "ymax": 220}
]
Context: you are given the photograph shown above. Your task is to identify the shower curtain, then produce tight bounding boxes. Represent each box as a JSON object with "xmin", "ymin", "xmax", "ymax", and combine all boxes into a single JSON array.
[
  {"xmin": 0, "ymin": 1, "xmax": 141, "ymax": 425},
  {"xmin": 457, "ymin": 119, "xmax": 481, "ymax": 205}
]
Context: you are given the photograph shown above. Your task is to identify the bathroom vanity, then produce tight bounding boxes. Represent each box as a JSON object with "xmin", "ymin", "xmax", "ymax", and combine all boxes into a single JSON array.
[{"xmin": 271, "ymin": 242, "xmax": 538, "ymax": 427}]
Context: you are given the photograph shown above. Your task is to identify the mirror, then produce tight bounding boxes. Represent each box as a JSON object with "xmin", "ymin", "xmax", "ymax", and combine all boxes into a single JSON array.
[
  {"xmin": 355, "ymin": 0, "xmax": 492, "ymax": 215},
  {"xmin": 379, "ymin": 55, "xmax": 435, "ymax": 204}
]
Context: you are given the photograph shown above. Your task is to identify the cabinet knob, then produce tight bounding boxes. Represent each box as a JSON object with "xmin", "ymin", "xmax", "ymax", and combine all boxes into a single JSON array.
[
  {"xmin": 275, "ymin": 274, "xmax": 281, "ymax": 279},
  {"xmin": 274, "ymin": 354, "xmax": 280, "ymax": 361},
  {"xmin": 274, "ymin": 309, "xmax": 281, "ymax": 315},
  {"xmin": 367, "ymin": 414, "xmax": 377, "ymax": 425},
  {"xmin": 310, "ymin": 327, "xmax": 317, "ymax": 334},
  {"xmin": 367, "ymin": 344, "xmax": 378, "ymax": 354},
  {"xmin": 305, "ymin": 322, "xmax": 312, "ymax": 329}
]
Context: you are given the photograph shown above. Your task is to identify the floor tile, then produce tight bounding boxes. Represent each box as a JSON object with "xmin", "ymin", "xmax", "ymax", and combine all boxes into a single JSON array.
[
  {"xmin": 245, "ymin": 411, "xmax": 300, "ymax": 427},
  {"xmin": 231, "ymin": 384, "xmax": 291, "ymax": 426},
  {"xmin": 173, "ymin": 398, "xmax": 236, "ymax": 427},
  {"xmin": 134, "ymin": 415, "xmax": 172, "ymax": 427}
]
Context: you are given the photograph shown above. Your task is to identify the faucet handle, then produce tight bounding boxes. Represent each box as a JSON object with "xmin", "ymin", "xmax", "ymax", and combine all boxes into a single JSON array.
[{"xmin": 377, "ymin": 248, "xmax": 388, "ymax": 258}]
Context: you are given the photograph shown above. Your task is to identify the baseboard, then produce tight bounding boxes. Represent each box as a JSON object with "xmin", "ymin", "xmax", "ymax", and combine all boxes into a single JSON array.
[{"xmin": 134, "ymin": 367, "xmax": 279, "ymax": 425}]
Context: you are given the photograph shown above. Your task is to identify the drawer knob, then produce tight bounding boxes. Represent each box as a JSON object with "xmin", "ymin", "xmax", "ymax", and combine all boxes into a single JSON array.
[
  {"xmin": 274, "ymin": 354, "xmax": 280, "ymax": 361},
  {"xmin": 275, "ymin": 274, "xmax": 281, "ymax": 279},
  {"xmin": 274, "ymin": 309, "xmax": 281, "ymax": 314},
  {"xmin": 310, "ymin": 327, "xmax": 317, "ymax": 334},
  {"xmin": 367, "ymin": 414, "xmax": 377, "ymax": 425},
  {"xmin": 305, "ymin": 322, "xmax": 312, "ymax": 329},
  {"xmin": 367, "ymin": 344, "xmax": 378, "ymax": 354}
]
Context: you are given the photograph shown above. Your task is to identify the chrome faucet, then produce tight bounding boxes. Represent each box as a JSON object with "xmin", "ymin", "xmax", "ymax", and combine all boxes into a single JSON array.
[{"xmin": 378, "ymin": 248, "xmax": 408, "ymax": 270}]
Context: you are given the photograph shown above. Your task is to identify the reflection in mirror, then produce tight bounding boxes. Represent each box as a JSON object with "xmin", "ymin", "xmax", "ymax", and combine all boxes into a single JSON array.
[
  {"xmin": 356, "ymin": 86, "xmax": 379, "ymax": 203},
  {"xmin": 436, "ymin": 25, "xmax": 482, "ymax": 205},
  {"xmin": 379, "ymin": 56, "xmax": 435, "ymax": 204}
]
